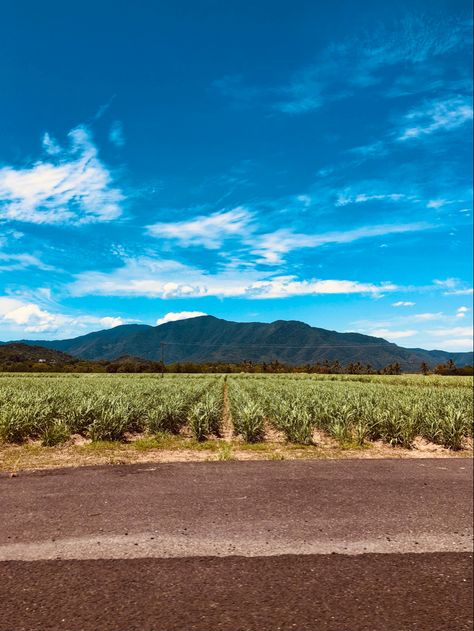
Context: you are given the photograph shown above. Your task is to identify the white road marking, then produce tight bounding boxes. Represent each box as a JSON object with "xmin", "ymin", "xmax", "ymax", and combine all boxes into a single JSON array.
[{"xmin": 0, "ymin": 532, "xmax": 472, "ymax": 561}]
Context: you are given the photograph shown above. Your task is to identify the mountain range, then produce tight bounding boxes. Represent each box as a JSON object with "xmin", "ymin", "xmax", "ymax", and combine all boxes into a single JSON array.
[{"xmin": 12, "ymin": 315, "xmax": 473, "ymax": 371}]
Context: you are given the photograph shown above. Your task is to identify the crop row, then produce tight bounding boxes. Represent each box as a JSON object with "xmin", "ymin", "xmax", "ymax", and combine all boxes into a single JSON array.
[
  {"xmin": 0, "ymin": 375, "xmax": 224, "ymax": 444},
  {"xmin": 0, "ymin": 373, "xmax": 472, "ymax": 450},
  {"xmin": 227, "ymin": 376, "xmax": 473, "ymax": 449}
]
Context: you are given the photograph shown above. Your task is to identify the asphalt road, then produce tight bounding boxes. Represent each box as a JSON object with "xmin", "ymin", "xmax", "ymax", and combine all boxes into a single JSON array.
[{"xmin": 1, "ymin": 459, "xmax": 472, "ymax": 630}]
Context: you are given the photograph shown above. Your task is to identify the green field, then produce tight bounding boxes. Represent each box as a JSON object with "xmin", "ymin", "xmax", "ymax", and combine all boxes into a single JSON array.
[{"xmin": 0, "ymin": 373, "xmax": 472, "ymax": 452}]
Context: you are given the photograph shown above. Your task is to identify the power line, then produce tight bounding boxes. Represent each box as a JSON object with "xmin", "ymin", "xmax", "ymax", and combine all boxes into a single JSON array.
[{"xmin": 156, "ymin": 341, "xmax": 400, "ymax": 349}]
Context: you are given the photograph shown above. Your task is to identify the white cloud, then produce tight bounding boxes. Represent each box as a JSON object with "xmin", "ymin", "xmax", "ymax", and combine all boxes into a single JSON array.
[
  {"xmin": 1, "ymin": 302, "xmax": 56, "ymax": 332},
  {"xmin": 296, "ymin": 194, "xmax": 312, "ymax": 206},
  {"xmin": 428, "ymin": 326, "xmax": 474, "ymax": 337},
  {"xmin": 0, "ymin": 296, "xmax": 126, "ymax": 337},
  {"xmin": 356, "ymin": 308, "xmax": 474, "ymax": 351},
  {"xmin": 434, "ymin": 278, "xmax": 474, "ymax": 296},
  {"xmin": 99, "ymin": 316, "xmax": 125, "ymax": 328},
  {"xmin": 148, "ymin": 207, "xmax": 252, "ymax": 249},
  {"xmin": 411, "ymin": 312, "xmax": 444, "ymax": 321},
  {"xmin": 156, "ymin": 311, "xmax": 207, "ymax": 326},
  {"xmin": 0, "ymin": 127, "xmax": 124, "ymax": 224},
  {"xmin": 248, "ymin": 279, "xmax": 397, "ymax": 299},
  {"xmin": 445, "ymin": 288, "xmax": 474, "ymax": 296},
  {"xmin": 456, "ymin": 306, "xmax": 469, "ymax": 318},
  {"xmin": 427, "ymin": 199, "xmax": 448, "ymax": 208},
  {"xmin": 392, "ymin": 301, "xmax": 415, "ymax": 307},
  {"xmin": 370, "ymin": 328, "xmax": 418, "ymax": 340},
  {"xmin": 42, "ymin": 132, "xmax": 61, "ymax": 156},
  {"xmin": 68, "ymin": 255, "xmax": 398, "ymax": 300},
  {"xmin": 433, "ymin": 278, "xmax": 460, "ymax": 289},
  {"xmin": 434, "ymin": 338, "xmax": 473, "ymax": 351},
  {"xmin": 398, "ymin": 97, "xmax": 473, "ymax": 141}
]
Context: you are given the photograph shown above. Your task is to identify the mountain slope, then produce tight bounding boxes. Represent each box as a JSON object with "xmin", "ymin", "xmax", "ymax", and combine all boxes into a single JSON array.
[
  {"xmin": 18, "ymin": 316, "xmax": 473, "ymax": 371},
  {"xmin": 0, "ymin": 343, "xmax": 76, "ymax": 365}
]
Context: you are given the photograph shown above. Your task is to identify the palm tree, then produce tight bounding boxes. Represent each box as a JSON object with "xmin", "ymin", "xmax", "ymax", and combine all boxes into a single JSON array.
[{"xmin": 332, "ymin": 360, "xmax": 341, "ymax": 374}]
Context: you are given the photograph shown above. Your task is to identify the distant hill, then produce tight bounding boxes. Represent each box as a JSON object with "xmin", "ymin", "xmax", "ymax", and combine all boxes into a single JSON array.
[
  {"xmin": 0, "ymin": 343, "xmax": 76, "ymax": 365},
  {"xmin": 17, "ymin": 315, "xmax": 473, "ymax": 371}
]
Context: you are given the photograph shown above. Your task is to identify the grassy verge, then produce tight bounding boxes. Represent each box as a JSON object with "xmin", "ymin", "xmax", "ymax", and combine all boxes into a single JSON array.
[{"xmin": 0, "ymin": 434, "xmax": 471, "ymax": 473}]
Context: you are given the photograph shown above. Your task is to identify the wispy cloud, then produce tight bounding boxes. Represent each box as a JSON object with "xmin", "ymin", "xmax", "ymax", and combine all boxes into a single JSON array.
[
  {"xmin": 336, "ymin": 192, "xmax": 412, "ymax": 207},
  {"xmin": 214, "ymin": 14, "xmax": 471, "ymax": 115},
  {"xmin": 398, "ymin": 96, "xmax": 473, "ymax": 141},
  {"xmin": 413, "ymin": 312, "xmax": 444, "ymax": 321},
  {"xmin": 348, "ymin": 94, "xmax": 473, "ymax": 160},
  {"xmin": 392, "ymin": 301, "xmax": 416, "ymax": 307},
  {"xmin": 250, "ymin": 222, "xmax": 433, "ymax": 265},
  {"xmin": 356, "ymin": 310, "xmax": 474, "ymax": 350},
  {"xmin": 109, "ymin": 121, "xmax": 125, "ymax": 148},
  {"xmin": 433, "ymin": 338, "xmax": 474, "ymax": 350},
  {"xmin": 427, "ymin": 199, "xmax": 450, "ymax": 208},
  {"xmin": 444, "ymin": 288, "xmax": 474, "ymax": 296},
  {"xmin": 147, "ymin": 207, "xmax": 252, "ymax": 248},
  {"xmin": 370, "ymin": 328, "xmax": 417, "ymax": 340},
  {"xmin": 302, "ymin": 22, "xmax": 467, "ymax": 112},
  {"xmin": 148, "ymin": 199, "xmax": 434, "ymax": 264},
  {"xmin": 434, "ymin": 278, "xmax": 474, "ymax": 295},
  {"xmin": 0, "ymin": 127, "xmax": 124, "ymax": 224},
  {"xmin": 428, "ymin": 326, "xmax": 473, "ymax": 337},
  {"xmin": 0, "ymin": 252, "xmax": 54, "ymax": 272}
]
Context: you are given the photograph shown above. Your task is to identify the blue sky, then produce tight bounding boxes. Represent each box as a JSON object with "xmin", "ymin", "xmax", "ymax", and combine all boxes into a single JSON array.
[{"xmin": 0, "ymin": 0, "xmax": 472, "ymax": 351}]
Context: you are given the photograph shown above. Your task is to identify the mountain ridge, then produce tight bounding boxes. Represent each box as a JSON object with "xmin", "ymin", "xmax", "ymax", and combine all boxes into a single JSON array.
[{"xmin": 13, "ymin": 315, "xmax": 473, "ymax": 371}]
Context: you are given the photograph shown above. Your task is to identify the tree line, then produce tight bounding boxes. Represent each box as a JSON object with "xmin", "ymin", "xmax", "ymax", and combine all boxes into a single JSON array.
[{"xmin": 0, "ymin": 356, "xmax": 471, "ymax": 375}]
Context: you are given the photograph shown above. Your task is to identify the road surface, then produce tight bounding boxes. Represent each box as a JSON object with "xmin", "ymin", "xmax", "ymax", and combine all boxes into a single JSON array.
[{"xmin": 1, "ymin": 459, "xmax": 472, "ymax": 630}]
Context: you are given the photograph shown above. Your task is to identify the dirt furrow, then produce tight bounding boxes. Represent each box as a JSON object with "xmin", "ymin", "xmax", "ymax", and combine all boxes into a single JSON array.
[{"xmin": 221, "ymin": 379, "xmax": 234, "ymax": 441}]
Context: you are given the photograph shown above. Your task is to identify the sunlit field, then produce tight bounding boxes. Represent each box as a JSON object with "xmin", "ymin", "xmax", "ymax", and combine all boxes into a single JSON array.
[{"xmin": 1, "ymin": 373, "xmax": 472, "ymax": 452}]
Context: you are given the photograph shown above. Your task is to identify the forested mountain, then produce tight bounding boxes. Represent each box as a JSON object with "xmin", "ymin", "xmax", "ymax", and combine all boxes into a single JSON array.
[{"xmin": 18, "ymin": 315, "xmax": 473, "ymax": 371}]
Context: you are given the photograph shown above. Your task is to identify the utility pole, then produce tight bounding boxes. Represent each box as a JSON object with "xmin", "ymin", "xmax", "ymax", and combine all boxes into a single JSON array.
[{"xmin": 160, "ymin": 342, "xmax": 165, "ymax": 378}]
